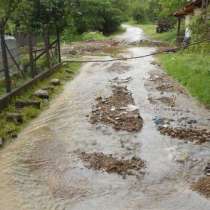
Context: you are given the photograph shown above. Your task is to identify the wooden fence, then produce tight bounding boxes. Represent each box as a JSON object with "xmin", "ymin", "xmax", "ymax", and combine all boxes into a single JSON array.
[{"xmin": 0, "ymin": 28, "xmax": 62, "ymax": 109}]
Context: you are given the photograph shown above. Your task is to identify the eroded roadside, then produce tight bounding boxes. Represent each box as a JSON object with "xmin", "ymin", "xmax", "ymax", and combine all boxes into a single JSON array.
[{"xmin": 0, "ymin": 24, "xmax": 210, "ymax": 210}]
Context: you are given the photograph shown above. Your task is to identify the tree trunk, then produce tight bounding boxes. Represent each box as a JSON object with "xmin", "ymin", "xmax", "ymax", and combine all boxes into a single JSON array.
[
  {"xmin": 28, "ymin": 32, "xmax": 36, "ymax": 77},
  {"xmin": 43, "ymin": 28, "xmax": 51, "ymax": 70},
  {"xmin": 0, "ymin": 22, "xmax": 11, "ymax": 93},
  {"xmin": 56, "ymin": 27, "xmax": 61, "ymax": 63},
  {"xmin": 176, "ymin": 18, "xmax": 182, "ymax": 46}
]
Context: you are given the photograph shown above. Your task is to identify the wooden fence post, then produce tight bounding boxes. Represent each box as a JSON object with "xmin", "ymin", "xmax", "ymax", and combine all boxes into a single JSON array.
[
  {"xmin": 28, "ymin": 32, "xmax": 37, "ymax": 77},
  {"xmin": 43, "ymin": 28, "xmax": 51, "ymax": 70},
  {"xmin": 176, "ymin": 17, "xmax": 182, "ymax": 46},
  {"xmin": 56, "ymin": 27, "xmax": 61, "ymax": 63},
  {"xmin": 0, "ymin": 22, "xmax": 11, "ymax": 93}
]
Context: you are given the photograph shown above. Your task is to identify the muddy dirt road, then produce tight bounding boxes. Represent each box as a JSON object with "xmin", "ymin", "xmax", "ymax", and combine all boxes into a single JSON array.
[{"xmin": 1, "ymin": 25, "xmax": 210, "ymax": 210}]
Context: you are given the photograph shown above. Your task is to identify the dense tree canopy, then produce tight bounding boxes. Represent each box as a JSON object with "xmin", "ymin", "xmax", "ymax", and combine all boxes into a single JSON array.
[
  {"xmin": 1, "ymin": 0, "xmax": 207, "ymax": 38},
  {"xmin": 129, "ymin": 0, "xmax": 187, "ymax": 23}
]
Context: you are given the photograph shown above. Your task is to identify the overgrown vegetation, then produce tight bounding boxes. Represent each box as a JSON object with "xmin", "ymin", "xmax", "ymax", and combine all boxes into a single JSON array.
[
  {"xmin": 129, "ymin": 0, "xmax": 187, "ymax": 24},
  {"xmin": 158, "ymin": 48, "xmax": 210, "ymax": 107}
]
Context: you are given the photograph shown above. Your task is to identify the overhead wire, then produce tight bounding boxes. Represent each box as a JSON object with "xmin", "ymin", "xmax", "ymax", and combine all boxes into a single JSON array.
[{"xmin": 63, "ymin": 38, "xmax": 210, "ymax": 63}]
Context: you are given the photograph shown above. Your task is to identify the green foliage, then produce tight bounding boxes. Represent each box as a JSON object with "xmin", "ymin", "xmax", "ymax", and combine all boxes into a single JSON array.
[
  {"xmin": 129, "ymin": 0, "xmax": 187, "ymax": 23},
  {"xmin": 69, "ymin": 0, "xmax": 124, "ymax": 35},
  {"xmin": 139, "ymin": 24, "xmax": 177, "ymax": 45},
  {"xmin": 80, "ymin": 32, "xmax": 106, "ymax": 41},
  {"xmin": 159, "ymin": 51, "xmax": 210, "ymax": 106},
  {"xmin": 132, "ymin": 5, "xmax": 147, "ymax": 23},
  {"xmin": 0, "ymin": 0, "xmax": 20, "ymax": 22},
  {"xmin": 190, "ymin": 16, "xmax": 210, "ymax": 41}
]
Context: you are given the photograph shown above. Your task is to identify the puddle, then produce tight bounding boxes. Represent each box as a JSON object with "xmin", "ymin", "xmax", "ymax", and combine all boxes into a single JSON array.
[{"xmin": 106, "ymin": 62, "xmax": 131, "ymax": 74}]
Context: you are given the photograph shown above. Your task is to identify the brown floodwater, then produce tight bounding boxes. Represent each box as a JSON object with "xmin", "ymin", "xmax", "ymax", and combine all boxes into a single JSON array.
[{"xmin": 0, "ymin": 25, "xmax": 210, "ymax": 210}]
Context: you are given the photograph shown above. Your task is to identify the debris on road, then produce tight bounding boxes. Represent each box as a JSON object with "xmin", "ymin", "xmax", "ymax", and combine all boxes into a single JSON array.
[
  {"xmin": 111, "ymin": 76, "xmax": 132, "ymax": 85},
  {"xmin": 157, "ymin": 96, "xmax": 176, "ymax": 107},
  {"xmin": 192, "ymin": 176, "xmax": 210, "ymax": 198},
  {"xmin": 158, "ymin": 127, "xmax": 210, "ymax": 144},
  {"xmin": 62, "ymin": 40, "xmax": 122, "ymax": 56},
  {"xmin": 148, "ymin": 96, "xmax": 176, "ymax": 107},
  {"xmin": 107, "ymin": 62, "xmax": 131, "ymax": 74},
  {"xmin": 90, "ymin": 86, "xmax": 143, "ymax": 132},
  {"xmin": 79, "ymin": 152, "xmax": 145, "ymax": 176},
  {"xmin": 147, "ymin": 72, "xmax": 186, "ymax": 94}
]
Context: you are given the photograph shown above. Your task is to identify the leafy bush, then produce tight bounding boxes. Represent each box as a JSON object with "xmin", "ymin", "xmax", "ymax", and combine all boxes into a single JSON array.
[
  {"xmin": 81, "ymin": 32, "xmax": 105, "ymax": 41},
  {"xmin": 70, "ymin": 0, "xmax": 123, "ymax": 35},
  {"xmin": 132, "ymin": 5, "xmax": 147, "ymax": 23}
]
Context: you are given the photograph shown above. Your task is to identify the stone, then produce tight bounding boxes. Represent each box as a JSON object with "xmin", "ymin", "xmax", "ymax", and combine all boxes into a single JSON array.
[
  {"xmin": 34, "ymin": 89, "xmax": 49, "ymax": 99},
  {"xmin": 6, "ymin": 113, "xmax": 23, "ymax": 124},
  {"xmin": 205, "ymin": 163, "xmax": 210, "ymax": 176},
  {"xmin": 50, "ymin": 78, "xmax": 61, "ymax": 86},
  {"xmin": 15, "ymin": 100, "xmax": 41, "ymax": 109}
]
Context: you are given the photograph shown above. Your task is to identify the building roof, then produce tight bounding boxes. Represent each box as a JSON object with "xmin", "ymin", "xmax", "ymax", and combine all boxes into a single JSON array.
[{"xmin": 174, "ymin": 0, "xmax": 202, "ymax": 17}]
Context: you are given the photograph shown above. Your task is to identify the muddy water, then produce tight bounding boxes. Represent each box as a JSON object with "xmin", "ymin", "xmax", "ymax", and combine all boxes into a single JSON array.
[{"xmin": 1, "ymin": 25, "xmax": 210, "ymax": 210}]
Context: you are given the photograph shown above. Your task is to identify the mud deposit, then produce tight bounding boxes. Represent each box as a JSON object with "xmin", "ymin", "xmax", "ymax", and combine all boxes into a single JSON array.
[
  {"xmin": 159, "ymin": 127, "xmax": 210, "ymax": 144},
  {"xmin": 79, "ymin": 152, "xmax": 145, "ymax": 176},
  {"xmin": 148, "ymin": 72, "xmax": 186, "ymax": 94},
  {"xmin": 192, "ymin": 177, "xmax": 210, "ymax": 198},
  {"xmin": 90, "ymin": 86, "xmax": 143, "ymax": 132},
  {"xmin": 62, "ymin": 40, "xmax": 122, "ymax": 56}
]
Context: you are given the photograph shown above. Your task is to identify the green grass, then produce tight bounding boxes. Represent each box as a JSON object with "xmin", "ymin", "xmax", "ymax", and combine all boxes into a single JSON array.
[
  {"xmin": 0, "ymin": 62, "xmax": 81, "ymax": 146},
  {"xmin": 138, "ymin": 24, "xmax": 177, "ymax": 46},
  {"xmin": 158, "ymin": 51, "xmax": 210, "ymax": 107},
  {"xmin": 138, "ymin": 23, "xmax": 210, "ymax": 107}
]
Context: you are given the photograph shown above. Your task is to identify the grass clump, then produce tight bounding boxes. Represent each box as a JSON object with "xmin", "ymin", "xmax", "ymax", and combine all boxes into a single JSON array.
[{"xmin": 158, "ymin": 50, "xmax": 210, "ymax": 107}]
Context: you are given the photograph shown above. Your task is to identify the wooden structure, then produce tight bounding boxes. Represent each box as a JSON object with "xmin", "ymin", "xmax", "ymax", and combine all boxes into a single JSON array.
[{"xmin": 173, "ymin": 0, "xmax": 207, "ymax": 44}]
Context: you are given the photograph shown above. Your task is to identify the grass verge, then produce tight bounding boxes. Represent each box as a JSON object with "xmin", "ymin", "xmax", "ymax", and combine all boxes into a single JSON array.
[
  {"xmin": 137, "ymin": 24, "xmax": 177, "ymax": 46},
  {"xmin": 0, "ymin": 62, "xmax": 81, "ymax": 147},
  {"xmin": 139, "ymin": 24, "xmax": 210, "ymax": 108},
  {"xmin": 158, "ymin": 51, "xmax": 210, "ymax": 107}
]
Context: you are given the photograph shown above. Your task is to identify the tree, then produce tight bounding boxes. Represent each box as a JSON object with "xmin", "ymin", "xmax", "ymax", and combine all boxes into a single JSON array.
[
  {"xmin": 68, "ymin": 0, "xmax": 124, "ymax": 34},
  {"xmin": 0, "ymin": 0, "xmax": 21, "ymax": 92}
]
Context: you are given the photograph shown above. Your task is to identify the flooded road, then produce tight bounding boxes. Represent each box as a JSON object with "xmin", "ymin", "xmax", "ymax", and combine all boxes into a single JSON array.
[{"xmin": 0, "ymin": 25, "xmax": 210, "ymax": 210}]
